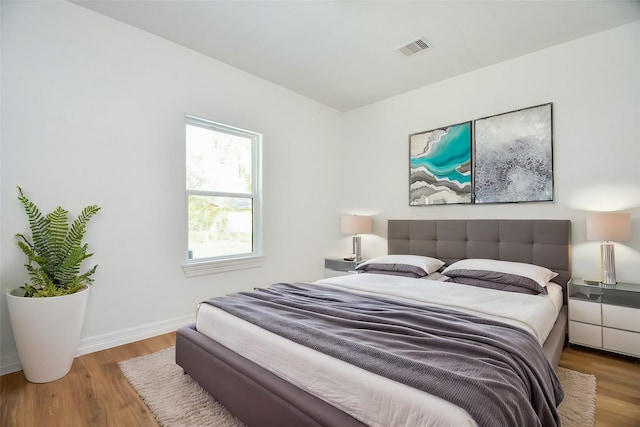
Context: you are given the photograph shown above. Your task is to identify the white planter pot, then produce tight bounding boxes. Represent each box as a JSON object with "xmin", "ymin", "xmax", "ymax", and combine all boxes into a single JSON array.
[{"xmin": 6, "ymin": 286, "xmax": 90, "ymax": 383}]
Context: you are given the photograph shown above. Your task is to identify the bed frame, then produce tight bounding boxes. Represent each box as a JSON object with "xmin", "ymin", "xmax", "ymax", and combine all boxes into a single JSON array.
[{"xmin": 176, "ymin": 219, "xmax": 571, "ymax": 427}]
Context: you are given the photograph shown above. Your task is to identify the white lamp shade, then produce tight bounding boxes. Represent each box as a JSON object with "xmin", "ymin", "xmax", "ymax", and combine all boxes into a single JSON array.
[
  {"xmin": 586, "ymin": 212, "xmax": 631, "ymax": 242},
  {"xmin": 341, "ymin": 215, "xmax": 372, "ymax": 235}
]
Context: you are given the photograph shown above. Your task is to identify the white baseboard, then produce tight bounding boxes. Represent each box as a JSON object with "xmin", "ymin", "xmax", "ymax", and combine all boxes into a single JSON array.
[
  {"xmin": 0, "ymin": 314, "xmax": 194, "ymax": 376},
  {"xmin": 1, "ymin": 354, "xmax": 21, "ymax": 376}
]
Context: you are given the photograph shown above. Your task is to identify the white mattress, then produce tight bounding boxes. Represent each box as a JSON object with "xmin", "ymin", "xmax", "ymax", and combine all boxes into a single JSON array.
[{"xmin": 196, "ymin": 274, "xmax": 563, "ymax": 427}]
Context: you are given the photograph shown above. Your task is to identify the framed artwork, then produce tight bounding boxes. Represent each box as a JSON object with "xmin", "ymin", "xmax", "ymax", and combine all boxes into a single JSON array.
[
  {"xmin": 473, "ymin": 103, "xmax": 553, "ymax": 204},
  {"xmin": 409, "ymin": 121, "xmax": 472, "ymax": 205}
]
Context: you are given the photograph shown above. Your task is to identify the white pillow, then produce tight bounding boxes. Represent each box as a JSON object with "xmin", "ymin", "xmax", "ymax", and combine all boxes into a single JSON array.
[
  {"xmin": 356, "ymin": 255, "xmax": 445, "ymax": 277},
  {"xmin": 442, "ymin": 259, "xmax": 558, "ymax": 289},
  {"xmin": 422, "ymin": 271, "xmax": 449, "ymax": 281}
]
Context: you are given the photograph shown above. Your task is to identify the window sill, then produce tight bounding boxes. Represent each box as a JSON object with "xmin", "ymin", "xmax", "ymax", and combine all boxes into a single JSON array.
[{"xmin": 182, "ymin": 255, "xmax": 265, "ymax": 278}]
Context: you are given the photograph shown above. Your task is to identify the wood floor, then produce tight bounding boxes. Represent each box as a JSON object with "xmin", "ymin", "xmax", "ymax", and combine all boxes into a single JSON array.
[
  {"xmin": 1, "ymin": 333, "xmax": 639, "ymax": 426},
  {"xmin": 560, "ymin": 345, "xmax": 640, "ymax": 426},
  {"xmin": 1, "ymin": 332, "xmax": 175, "ymax": 427}
]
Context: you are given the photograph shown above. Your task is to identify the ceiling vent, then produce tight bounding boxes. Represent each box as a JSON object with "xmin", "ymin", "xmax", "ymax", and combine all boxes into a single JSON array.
[{"xmin": 397, "ymin": 38, "xmax": 431, "ymax": 57}]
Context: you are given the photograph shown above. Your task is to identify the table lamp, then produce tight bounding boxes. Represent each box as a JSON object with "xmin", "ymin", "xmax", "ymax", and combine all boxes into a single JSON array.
[
  {"xmin": 586, "ymin": 212, "xmax": 631, "ymax": 285},
  {"xmin": 341, "ymin": 215, "xmax": 372, "ymax": 263}
]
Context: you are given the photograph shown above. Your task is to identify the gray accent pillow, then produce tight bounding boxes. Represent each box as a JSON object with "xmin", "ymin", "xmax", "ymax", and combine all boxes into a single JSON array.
[
  {"xmin": 356, "ymin": 255, "xmax": 445, "ymax": 277},
  {"xmin": 444, "ymin": 269, "xmax": 548, "ymax": 295},
  {"xmin": 442, "ymin": 259, "xmax": 558, "ymax": 290},
  {"xmin": 356, "ymin": 263, "xmax": 426, "ymax": 278}
]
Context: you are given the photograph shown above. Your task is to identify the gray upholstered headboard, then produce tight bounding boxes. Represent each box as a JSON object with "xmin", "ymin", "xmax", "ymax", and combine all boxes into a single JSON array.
[{"xmin": 388, "ymin": 219, "xmax": 571, "ymax": 300}]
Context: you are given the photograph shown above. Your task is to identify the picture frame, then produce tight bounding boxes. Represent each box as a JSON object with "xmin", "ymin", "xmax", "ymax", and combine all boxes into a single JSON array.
[
  {"xmin": 409, "ymin": 121, "xmax": 472, "ymax": 206},
  {"xmin": 473, "ymin": 103, "xmax": 553, "ymax": 204}
]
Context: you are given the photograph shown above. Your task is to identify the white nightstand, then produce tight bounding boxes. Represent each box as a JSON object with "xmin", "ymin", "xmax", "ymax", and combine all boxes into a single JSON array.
[
  {"xmin": 324, "ymin": 258, "xmax": 358, "ymax": 278},
  {"xmin": 568, "ymin": 278, "xmax": 640, "ymax": 358}
]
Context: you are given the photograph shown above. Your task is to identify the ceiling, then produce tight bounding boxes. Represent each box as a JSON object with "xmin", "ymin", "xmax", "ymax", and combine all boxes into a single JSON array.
[{"xmin": 72, "ymin": 1, "xmax": 640, "ymax": 111}]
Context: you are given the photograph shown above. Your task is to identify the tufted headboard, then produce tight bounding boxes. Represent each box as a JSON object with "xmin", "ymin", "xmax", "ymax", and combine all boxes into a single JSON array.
[{"xmin": 388, "ymin": 219, "xmax": 572, "ymax": 300}]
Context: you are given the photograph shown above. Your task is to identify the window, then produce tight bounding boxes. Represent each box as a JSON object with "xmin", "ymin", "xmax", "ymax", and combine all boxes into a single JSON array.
[{"xmin": 183, "ymin": 115, "xmax": 262, "ymax": 276}]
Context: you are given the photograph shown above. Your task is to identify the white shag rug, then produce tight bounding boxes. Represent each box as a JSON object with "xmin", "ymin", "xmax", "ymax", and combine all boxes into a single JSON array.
[{"xmin": 119, "ymin": 347, "xmax": 596, "ymax": 427}]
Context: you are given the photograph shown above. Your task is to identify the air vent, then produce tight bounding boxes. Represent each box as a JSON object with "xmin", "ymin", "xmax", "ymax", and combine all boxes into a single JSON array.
[{"xmin": 397, "ymin": 38, "xmax": 431, "ymax": 57}]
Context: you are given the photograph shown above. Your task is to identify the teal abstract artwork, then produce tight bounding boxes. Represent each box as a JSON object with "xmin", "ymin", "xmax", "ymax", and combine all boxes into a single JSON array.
[{"xmin": 410, "ymin": 122, "xmax": 472, "ymax": 205}]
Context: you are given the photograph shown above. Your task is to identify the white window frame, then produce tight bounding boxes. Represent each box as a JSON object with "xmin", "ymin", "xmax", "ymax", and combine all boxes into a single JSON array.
[{"xmin": 182, "ymin": 115, "xmax": 263, "ymax": 277}]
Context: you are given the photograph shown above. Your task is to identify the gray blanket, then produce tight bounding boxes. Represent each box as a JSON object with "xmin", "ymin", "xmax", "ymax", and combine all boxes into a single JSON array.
[{"xmin": 204, "ymin": 282, "xmax": 563, "ymax": 427}]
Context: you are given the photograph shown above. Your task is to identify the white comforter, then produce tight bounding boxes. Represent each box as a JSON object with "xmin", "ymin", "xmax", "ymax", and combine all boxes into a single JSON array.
[
  {"xmin": 318, "ymin": 273, "xmax": 563, "ymax": 345},
  {"xmin": 196, "ymin": 274, "xmax": 563, "ymax": 427}
]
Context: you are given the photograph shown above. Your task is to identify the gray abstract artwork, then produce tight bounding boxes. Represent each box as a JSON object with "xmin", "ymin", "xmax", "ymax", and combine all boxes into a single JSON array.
[{"xmin": 474, "ymin": 104, "xmax": 553, "ymax": 204}]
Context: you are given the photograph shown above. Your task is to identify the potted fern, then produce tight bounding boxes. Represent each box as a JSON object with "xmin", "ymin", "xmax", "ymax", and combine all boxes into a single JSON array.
[{"xmin": 6, "ymin": 187, "xmax": 101, "ymax": 383}]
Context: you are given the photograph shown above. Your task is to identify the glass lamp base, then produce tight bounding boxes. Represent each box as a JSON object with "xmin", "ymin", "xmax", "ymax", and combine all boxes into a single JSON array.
[{"xmin": 600, "ymin": 241, "xmax": 616, "ymax": 285}]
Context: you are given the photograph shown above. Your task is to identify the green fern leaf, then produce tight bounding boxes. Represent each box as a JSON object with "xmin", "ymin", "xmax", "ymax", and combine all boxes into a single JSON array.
[
  {"xmin": 63, "ymin": 205, "xmax": 101, "ymax": 257},
  {"xmin": 17, "ymin": 187, "xmax": 52, "ymax": 260},
  {"xmin": 46, "ymin": 207, "xmax": 69, "ymax": 283},
  {"xmin": 58, "ymin": 245, "xmax": 87, "ymax": 284}
]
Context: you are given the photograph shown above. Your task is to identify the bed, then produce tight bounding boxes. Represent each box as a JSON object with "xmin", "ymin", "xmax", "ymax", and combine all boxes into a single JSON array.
[{"xmin": 176, "ymin": 219, "xmax": 571, "ymax": 426}]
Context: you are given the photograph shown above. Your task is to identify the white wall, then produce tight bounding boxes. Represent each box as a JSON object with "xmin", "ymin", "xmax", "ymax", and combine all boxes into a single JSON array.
[
  {"xmin": 0, "ymin": 1, "xmax": 343, "ymax": 373},
  {"xmin": 341, "ymin": 21, "xmax": 640, "ymax": 284}
]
